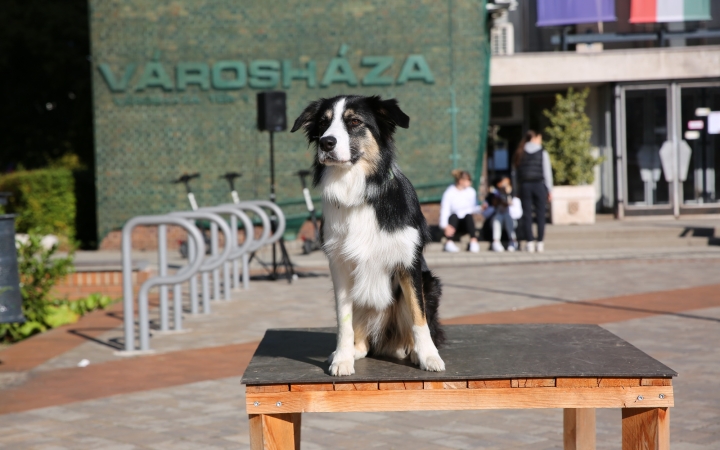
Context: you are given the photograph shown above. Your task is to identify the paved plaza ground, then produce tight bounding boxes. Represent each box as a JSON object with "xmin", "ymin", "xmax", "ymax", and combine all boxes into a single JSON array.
[{"xmin": 1, "ymin": 218, "xmax": 720, "ymax": 449}]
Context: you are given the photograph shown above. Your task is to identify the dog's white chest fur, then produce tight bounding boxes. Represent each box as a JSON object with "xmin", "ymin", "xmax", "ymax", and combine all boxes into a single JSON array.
[{"xmin": 321, "ymin": 166, "xmax": 419, "ymax": 310}]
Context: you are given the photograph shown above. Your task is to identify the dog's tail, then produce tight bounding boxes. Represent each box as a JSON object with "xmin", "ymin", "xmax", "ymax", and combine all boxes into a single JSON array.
[{"xmin": 422, "ymin": 269, "xmax": 445, "ymax": 347}]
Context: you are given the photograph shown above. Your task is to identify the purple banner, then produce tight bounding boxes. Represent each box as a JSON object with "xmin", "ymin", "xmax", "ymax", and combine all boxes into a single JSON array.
[{"xmin": 537, "ymin": 0, "xmax": 616, "ymax": 27}]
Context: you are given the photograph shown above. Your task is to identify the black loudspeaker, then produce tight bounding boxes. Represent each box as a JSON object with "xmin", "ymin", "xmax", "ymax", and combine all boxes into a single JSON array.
[{"xmin": 257, "ymin": 91, "xmax": 287, "ymax": 132}]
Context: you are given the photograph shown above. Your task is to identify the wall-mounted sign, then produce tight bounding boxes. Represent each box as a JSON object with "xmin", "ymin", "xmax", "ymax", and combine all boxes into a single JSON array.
[
  {"xmin": 708, "ymin": 112, "xmax": 720, "ymax": 135},
  {"xmin": 684, "ymin": 130, "xmax": 700, "ymax": 140},
  {"xmin": 99, "ymin": 47, "xmax": 435, "ymax": 107},
  {"xmin": 687, "ymin": 120, "xmax": 704, "ymax": 130}
]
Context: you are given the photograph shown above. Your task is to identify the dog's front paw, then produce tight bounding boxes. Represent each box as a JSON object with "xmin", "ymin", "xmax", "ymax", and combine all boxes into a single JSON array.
[
  {"xmin": 421, "ymin": 354, "xmax": 446, "ymax": 372},
  {"xmin": 328, "ymin": 351, "xmax": 355, "ymax": 376},
  {"xmin": 412, "ymin": 351, "xmax": 446, "ymax": 372},
  {"xmin": 329, "ymin": 357, "xmax": 355, "ymax": 376}
]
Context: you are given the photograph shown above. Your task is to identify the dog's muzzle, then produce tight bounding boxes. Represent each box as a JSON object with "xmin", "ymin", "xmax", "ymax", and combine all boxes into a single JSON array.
[
  {"xmin": 318, "ymin": 135, "xmax": 348, "ymax": 164},
  {"xmin": 319, "ymin": 136, "xmax": 337, "ymax": 153}
]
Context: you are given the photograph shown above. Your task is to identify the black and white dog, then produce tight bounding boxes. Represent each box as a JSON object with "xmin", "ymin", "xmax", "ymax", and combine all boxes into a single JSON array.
[{"xmin": 291, "ymin": 95, "xmax": 445, "ymax": 376}]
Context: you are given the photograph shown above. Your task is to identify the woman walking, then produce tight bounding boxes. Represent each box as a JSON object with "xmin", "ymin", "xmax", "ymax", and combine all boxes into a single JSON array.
[
  {"xmin": 514, "ymin": 130, "xmax": 553, "ymax": 252},
  {"xmin": 439, "ymin": 169, "xmax": 480, "ymax": 253}
]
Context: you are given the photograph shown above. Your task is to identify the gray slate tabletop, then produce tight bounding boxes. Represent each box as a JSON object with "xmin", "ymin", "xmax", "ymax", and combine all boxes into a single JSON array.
[{"xmin": 241, "ymin": 324, "xmax": 677, "ymax": 385}]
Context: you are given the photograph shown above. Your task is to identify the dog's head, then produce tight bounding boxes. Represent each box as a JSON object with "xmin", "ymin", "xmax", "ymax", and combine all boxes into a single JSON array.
[{"xmin": 291, "ymin": 95, "xmax": 409, "ymax": 170}]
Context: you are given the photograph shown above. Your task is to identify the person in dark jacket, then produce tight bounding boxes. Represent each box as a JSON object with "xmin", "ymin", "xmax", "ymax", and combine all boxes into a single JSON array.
[{"xmin": 513, "ymin": 130, "xmax": 553, "ymax": 253}]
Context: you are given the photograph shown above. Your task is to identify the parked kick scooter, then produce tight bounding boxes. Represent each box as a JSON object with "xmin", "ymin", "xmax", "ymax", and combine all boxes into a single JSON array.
[
  {"xmin": 296, "ymin": 170, "xmax": 321, "ymax": 254},
  {"xmin": 174, "ymin": 173, "xmax": 200, "ymax": 210},
  {"xmin": 174, "ymin": 173, "xmax": 210, "ymax": 257},
  {"xmin": 220, "ymin": 172, "xmax": 242, "ymax": 205}
]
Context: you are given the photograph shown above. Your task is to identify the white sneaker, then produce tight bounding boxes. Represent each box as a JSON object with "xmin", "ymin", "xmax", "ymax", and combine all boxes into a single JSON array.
[
  {"xmin": 536, "ymin": 242, "xmax": 544, "ymax": 253},
  {"xmin": 491, "ymin": 241, "xmax": 505, "ymax": 252},
  {"xmin": 444, "ymin": 240, "xmax": 460, "ymax": 253},
  {"xmin": 469, "ymin": 241, "xmax": 480, "ymax": 253},
  {"xmin": 526, "ymin": 241, "xmax": 536, "ymax": 253},
  {"xmin": 507, "ymin": 241, "xmax": 517, "ymax": 252}
]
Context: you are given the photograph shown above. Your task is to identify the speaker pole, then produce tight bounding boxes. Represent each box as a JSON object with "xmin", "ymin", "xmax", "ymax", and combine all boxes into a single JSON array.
[
  {"xmin": 269, "ymin": 130, "xmax": 277, "ymax": 274},
  {"xmin": 269, "ymin": 131, "xmax": 276, "ymax": 203}
]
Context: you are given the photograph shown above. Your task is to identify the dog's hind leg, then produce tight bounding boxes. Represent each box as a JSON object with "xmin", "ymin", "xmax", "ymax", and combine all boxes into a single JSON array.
[
  {"xmin": 328, "ymin": 261, "xmax": 356, "ymax": 376},
  {"xmin": 352, "ymin": 310, "xmax": 370, "ymax": 360},
  {"xmin": 398, "ymin": 265, "xmax": 445, "ymax": 372}
]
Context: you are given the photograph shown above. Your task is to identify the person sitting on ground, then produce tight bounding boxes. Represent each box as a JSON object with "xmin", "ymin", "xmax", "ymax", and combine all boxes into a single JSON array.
[
  {"xmin": 440, "ymin": 169, "xmax": 481, "ymax": 253},
  {"xmin": 482, "ymin": 176, "xmax": 522, "ymax": 252}
]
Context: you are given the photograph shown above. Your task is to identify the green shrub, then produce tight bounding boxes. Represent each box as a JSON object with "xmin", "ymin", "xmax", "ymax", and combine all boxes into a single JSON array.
[
  {"xmin": 0, "ymin": 234, "xmax": 73, "ymax": 343},
  {"xmin": 543, "ymin": 88, "xmax": 603, "ymax": 186},
  {"xmin": 0, "ymin": 168, "xmax": 76, "ymax": 238}
]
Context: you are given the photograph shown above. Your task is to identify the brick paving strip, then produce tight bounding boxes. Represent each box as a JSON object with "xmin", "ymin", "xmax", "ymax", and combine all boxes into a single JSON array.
[{"xmin": 0, "ymin": 283, "xmax": 718, "ymax": 416}]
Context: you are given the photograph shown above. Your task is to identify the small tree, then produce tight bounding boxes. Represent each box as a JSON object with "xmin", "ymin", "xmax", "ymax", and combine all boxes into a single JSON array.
[{"xmin": 543, "ymin": 88, "xmax": 602, "ymax": 185}]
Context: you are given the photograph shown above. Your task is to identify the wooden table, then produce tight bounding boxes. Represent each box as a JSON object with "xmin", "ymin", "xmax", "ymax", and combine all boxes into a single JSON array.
[{"xmin": 243, "ymin": 324, "xmax": 676, "ymax": 449}]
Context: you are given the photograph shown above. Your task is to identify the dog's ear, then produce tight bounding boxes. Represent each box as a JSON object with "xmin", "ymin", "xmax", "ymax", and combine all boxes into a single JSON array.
[
  {"xmin": 375, "ymin": 97, "xmax": 410, "ymax": 129},
  {"xmin": 291, "ymin": 100, "xmax": 321, "ymax": 133}
]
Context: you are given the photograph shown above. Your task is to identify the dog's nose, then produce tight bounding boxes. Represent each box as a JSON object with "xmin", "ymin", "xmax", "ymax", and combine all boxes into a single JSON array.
[{"xmin": 319, "ymin": 136, "xmax": 336, "ymax": 152}]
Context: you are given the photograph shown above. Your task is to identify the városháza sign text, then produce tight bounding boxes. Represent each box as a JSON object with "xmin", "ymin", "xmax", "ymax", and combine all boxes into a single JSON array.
[{"xmin": 99, "ymin": 47, "xmax": 435, "ymax": 107}]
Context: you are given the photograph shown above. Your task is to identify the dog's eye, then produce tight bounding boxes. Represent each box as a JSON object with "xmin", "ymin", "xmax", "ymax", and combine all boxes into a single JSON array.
[{"xmin": 348, "ymin": 118, "xmax": 362, "ymax": 127}]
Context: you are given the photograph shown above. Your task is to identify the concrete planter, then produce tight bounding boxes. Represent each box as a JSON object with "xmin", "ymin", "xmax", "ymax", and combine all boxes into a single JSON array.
[{"xmin": 550, "ymin": 185, "xmax": 595, "ymax": 225}]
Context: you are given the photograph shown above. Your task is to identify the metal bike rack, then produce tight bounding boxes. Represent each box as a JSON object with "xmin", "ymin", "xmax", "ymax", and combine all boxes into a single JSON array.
[
  {"xmin": 222, "ymin": 202, "xmax": 272, "ymax": 290},
  {"xmin": 121, "ymin": 215, "xmax": 205, "ymax": 353},
  {"xmin": 169, "ymin": 211, "xmax": 233, "ymax": 318},
  {"xmin": 198, "ymin": 205, "xmax": 256, "ymax": 299}
]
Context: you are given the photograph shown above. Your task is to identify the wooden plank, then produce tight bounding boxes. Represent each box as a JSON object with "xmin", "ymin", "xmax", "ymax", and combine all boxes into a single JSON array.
[
  {"xmin": 248, "ymin": 413, "xmax": 301, "ymax": 450},
  {"xmin": 378, "ymin": 381, "xmax": 424, "ymax": 390},
  {"xmin": 557, "ymin": 378, "xmax": 599, "ymax": 388},
  {"xmin": 622, "ymin": 407, "xmax": 669, "ymax": 450},
  {"xmin": 334, "ymin": 382, "xmax": 379, "ymax": 391},
  {"xmin": 246, "ymin": 384, "xmax": 289, "ymax": 394},
  {"xmin": 290, "ymin": 383, "xmax": 334, "ymax": 392},
  {"xmin": 246, "ymin": 386, "xmax": 674, "ymax": 414},
  {"xmin": 443, "ymin": 381, "xmax": 468, "ymax": 389},
  {"xmin": 468, "ymin": 379, "xmax": 512, "ymax": 389},
  {"xmin": 598, "ymin": 378, "xmax": 640, "ymax": 387},
  {"xmin": 512, "ymin": 378, "xmax": 556, "ymax": 388},
  {"xmin": 641, "ymin": 378, "xmax": 672, "ymax": 387},
  {"xmin": 423, "ymin": 381, "xmax": 445, "ymax": 390},
  {"xmin": 563, "ymin": 408, "xmax": 596, "ymax": 450}
]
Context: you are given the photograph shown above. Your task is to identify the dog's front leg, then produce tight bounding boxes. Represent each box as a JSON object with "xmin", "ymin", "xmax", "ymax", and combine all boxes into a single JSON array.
[
  {"xmin": 398, "ymin": 269, "xmax": 445, "ymax": 372},
  {"xmin": 328, "ymin": 261, "xmax": 356, "ymax": 376}
]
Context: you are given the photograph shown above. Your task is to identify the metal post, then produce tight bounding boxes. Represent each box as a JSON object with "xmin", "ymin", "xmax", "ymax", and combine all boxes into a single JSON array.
[
  {"xmin": 121, "ymin": 223, "xmax": 135, "ymax": 352},
  {"xmin": 158, "ymin": 225, "xmax": 169, "ymax": 332},
  {"xmin": 614, "ymin": 84, "xmax": 625, "ymax": 219},
  {"xmin": 222, "ymin": 215, "xmax": 236, "ymax": 300},
  {"xmin": 671, "ymin": 83, "xmax": 681, "ymax": 217},
  {"xmin": 232, "ymin": 258, "xmax": 240, "ymax": 290},
  {"xmin": 188, "ymin": 238, "xmax": 198, "ymax": 314},
  {"xmin": 202, "ymin": 272, "xmax": 211, "ymax": 313},
  {"xmin": 211, "ymin": 221, "xmax": 220, "ymax": 300},
  {"xmin": 231, "ymin": 214, "xmax": 240, "ymax": 291},
  {"xmin": 242, "ymin": 253, "xmax": 250, "ymax": 289},
  {"xmin": 173, "ymin": 283, "xmax": 182, "ymax": 330}
]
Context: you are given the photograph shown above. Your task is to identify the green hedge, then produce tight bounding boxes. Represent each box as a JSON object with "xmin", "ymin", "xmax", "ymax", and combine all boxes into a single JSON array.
[{"xmin": 0, "ymin": 168, "xmax": 76, "ymax": 238}]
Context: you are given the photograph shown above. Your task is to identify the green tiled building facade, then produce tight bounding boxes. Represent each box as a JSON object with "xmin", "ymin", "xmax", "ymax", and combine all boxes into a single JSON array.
[{"xmin": 90, "ymin": 0, "xmax": 490, "ymax": 239}]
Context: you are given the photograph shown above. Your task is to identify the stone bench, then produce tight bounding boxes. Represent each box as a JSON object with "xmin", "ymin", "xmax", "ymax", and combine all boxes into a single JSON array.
[{"xmin": 243, "ymin": 324, "xmax": 675, "ymax": 449}]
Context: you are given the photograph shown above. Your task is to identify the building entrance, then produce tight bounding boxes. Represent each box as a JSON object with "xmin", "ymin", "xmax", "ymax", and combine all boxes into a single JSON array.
[
  {"xmin": 680, "ymin": 85, "xmax": 720, "ymax": 209},
  {"xmin": 618, "ymin": 82, "xmax": 720, "ymax": 217}
]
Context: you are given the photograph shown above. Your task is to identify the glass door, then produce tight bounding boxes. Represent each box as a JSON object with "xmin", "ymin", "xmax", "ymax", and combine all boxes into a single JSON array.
[
  {"xmin": 679, "ymin": 85, "xmax": 720, "ymax": 206},
  {"xmin": 623, "ymin": 88, "xmax": 671, "ymax": 208}
]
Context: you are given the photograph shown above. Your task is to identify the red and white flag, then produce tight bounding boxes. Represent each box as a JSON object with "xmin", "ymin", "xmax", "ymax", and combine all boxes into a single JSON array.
[{"xmin": 630, "ymin": 0, "xmax": 711, "ymax": 23}]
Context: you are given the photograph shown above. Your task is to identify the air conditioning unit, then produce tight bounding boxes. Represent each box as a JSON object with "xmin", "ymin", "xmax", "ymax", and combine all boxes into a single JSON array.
[{"xmin": 491, "ymin": 22, "xmax": 514, "ymax": 56}]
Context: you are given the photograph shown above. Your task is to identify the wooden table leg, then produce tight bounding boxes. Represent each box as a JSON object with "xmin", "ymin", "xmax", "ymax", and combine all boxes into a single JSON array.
[
  {"xmin": 622, "ymin": 407, "xmax": 669, "ymax": 450},
  {"xmin": 249, "ymin": 413, "xmax": 301, "ymax": 450},
  {"xmin": 564, "ymin": 408, "xmax": 596, "ymax": 450}
]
